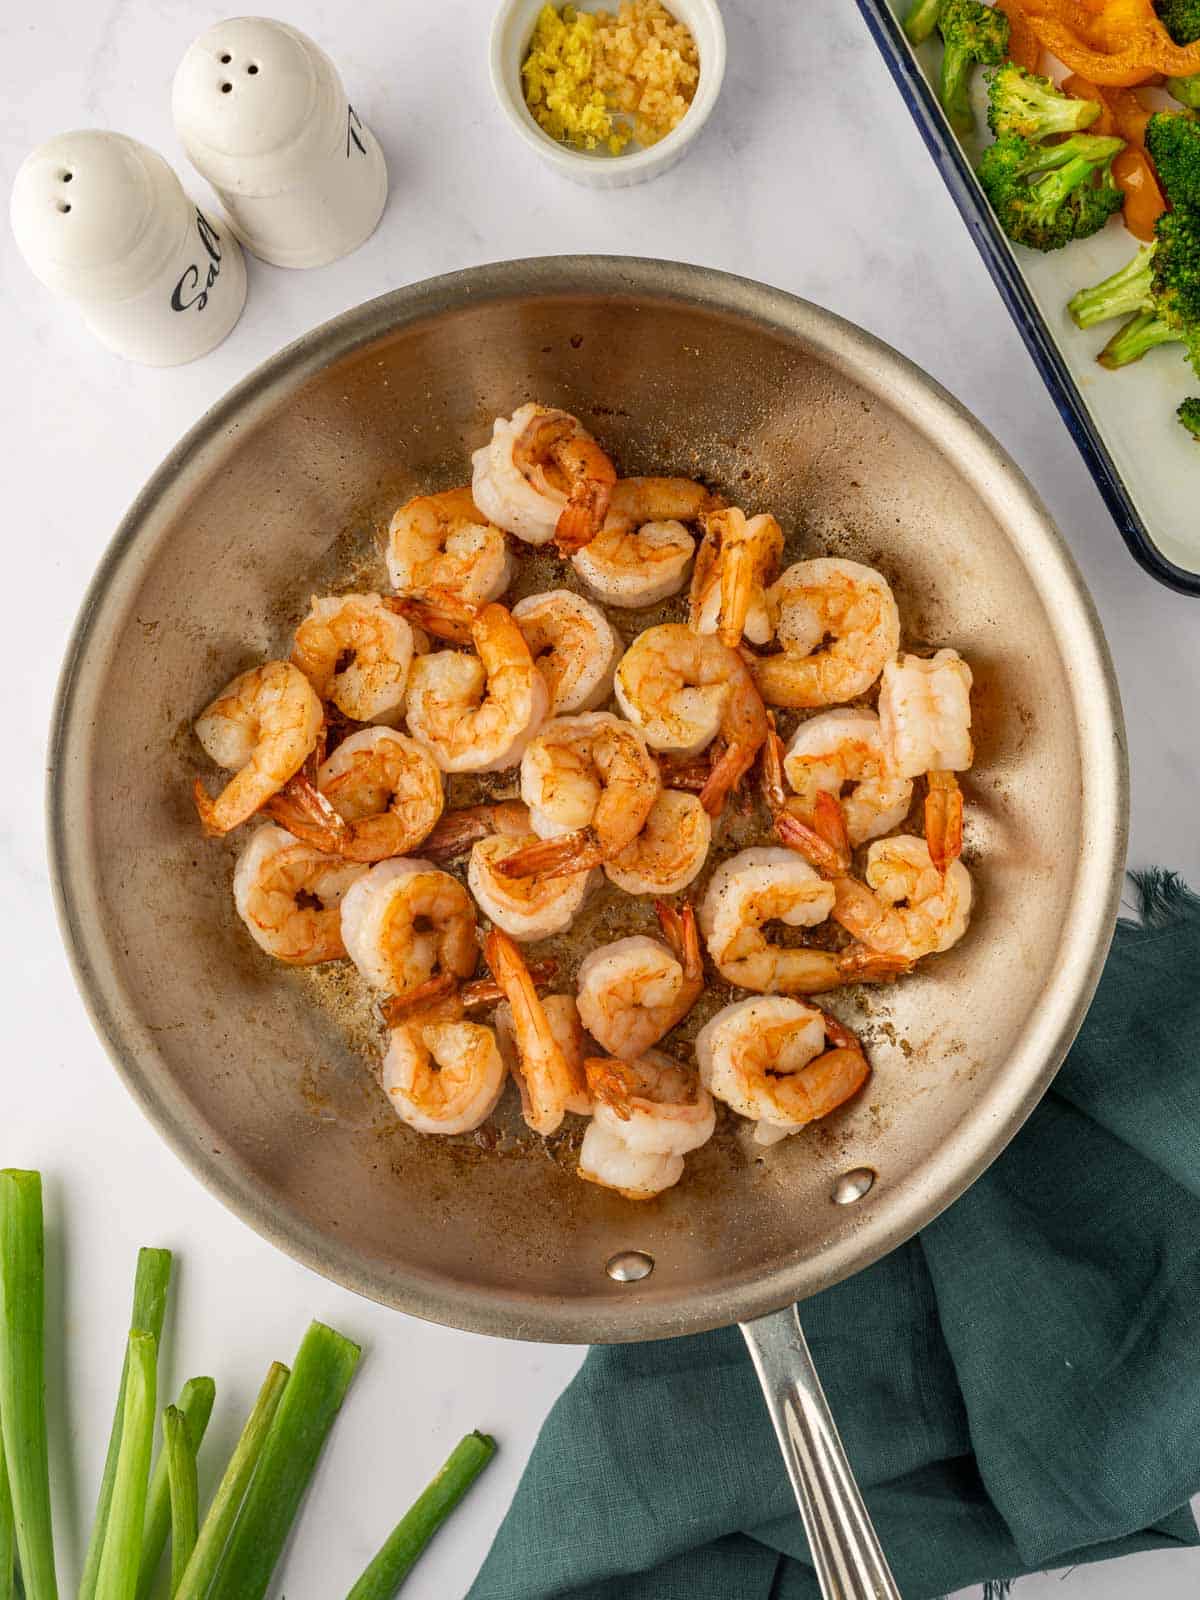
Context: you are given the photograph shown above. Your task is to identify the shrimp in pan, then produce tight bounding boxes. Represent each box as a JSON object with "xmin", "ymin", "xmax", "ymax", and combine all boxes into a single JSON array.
[
  {"xmin": 604, "ymin": 789, "xmax": 711, "ymax": 896},
  {"xmin": 340, "ymin": 858, "xmax": 477, "ymax": 997},
  {"xmin": 402, "ymin": 594, "xmax": 548, "ymax": 773},
  {"xmin": 471, "ymin": 403, "xmax": 616, "ymax": 553},
  {"xmin": 267, "ymin": 728, "xmax": 444, "ymax": 863},
  {"xmin": 571, "ymin": 477, "xmax": 714, "ymax": 608},
  {"xmin": 689, "ymin": 508, "xmax": 783, "ymax": 648},
  {"xmin": 469, "ymin": 829, "xmax": 599, "ymax": 941},
  {"xmin": 233, "ymin": 824, "xmax": 365, "ymax": 965},
  {"xmin": 495, "ymin": 991, "xmax": 593, "ymax": 1122},
  {"xmin": 511, "ymin": 590, "xmax": 623, "ymax": 715},
  {"xmin": 753, "ymin": 559, "xmax": 900, "ymax": 710},
  {"xmin": 760, "ymin": 725, "xmax": 854, "ymax": 878},
  {"xmin": 783, "ymin": 709, "xmax": 913, "ymax": 847},
  {"xmin": 379, "ymin": 979, "xmax": 507, "ymax": 1136},
  {"xmin": 575, "ymin": 901, "xmax": 704, "ymax": 1059},
  {"xmin": 695, "ymin": 996, "xmax": 869, "ymax": 1145},
  {"xmin": 386, "ymin": 487, "xmax": 515, "ymax": 606},
  {"xmin": 698, "ymin": 846, "xmax": 910, "ymax": 994},
  {"xmin": 291, "ymin": 593, "xmax": 415, "ymax": 726},
  {"xmin": 498, "ymin": 712, "xmax": 660, "ymax": 880},
  {"xmin": 578, "ymin": 1052, "xmax": 716, "ymax": 1200},
  {"xmin": 878, "ymin": 649, "xmax": 973, "ymax": 873},
  {"xmin": 614, "ymin": 624, "xmax": 768, "ymax": 815},
  {"xmin": 194, "ymin": 661, "xmax": 323, "ymax": 836},
  {"xmin": 831, "ymin": 836, "xmax": 972, "ymax": 962},
  {"xmin": 485, "ymin": 929, "xmax": 590, "ymax": 1134}
]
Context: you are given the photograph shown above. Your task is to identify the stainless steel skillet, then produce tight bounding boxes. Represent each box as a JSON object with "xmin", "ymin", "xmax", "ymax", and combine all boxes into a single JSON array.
[{"xmin": 48, "ymin": 257, "xmax": 1127, "ymax": 1597}]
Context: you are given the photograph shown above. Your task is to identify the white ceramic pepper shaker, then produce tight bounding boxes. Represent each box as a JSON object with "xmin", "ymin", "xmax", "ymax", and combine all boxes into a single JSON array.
[
  {"xmin": 172, "ymin": 18, "xmax": 388, "ymax": 270},
  {"xmin": 9, "ymin": 130, "xmax": 247, "ymax": 367}
]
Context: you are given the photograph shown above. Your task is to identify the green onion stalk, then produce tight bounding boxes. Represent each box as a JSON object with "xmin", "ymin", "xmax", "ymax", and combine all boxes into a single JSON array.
[
  {"xmin": 0, "ymin": 1170, "xmax": 58, "ymax": 1600},
  {"xmin": 94, "ymin": 1331, "xmax": 157, "ymax": 1600},
  {"xmin": 172, "ymin": 1363, "xmax": 290, "ymax": 1600},
  {"xmin": 206, "ymin": 1323, "xmax": 361, "ymax": 1600},
  {"xmin": 345, "ymin": 1432, "xmax": 497, "ymax": 1600},
  {"xmin": 79, "ymin": 1248, "xmax": 172, "ymax": 1600}
]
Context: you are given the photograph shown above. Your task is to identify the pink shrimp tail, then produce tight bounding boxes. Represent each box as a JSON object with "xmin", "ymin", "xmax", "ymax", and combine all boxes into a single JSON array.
[
  {"xmin": 494, "ymin": 828, "xmax": 603, "ymax": 881},
  {"xmin": 264, "ymin": 774, "xmax": 353, "ymax": 854}
]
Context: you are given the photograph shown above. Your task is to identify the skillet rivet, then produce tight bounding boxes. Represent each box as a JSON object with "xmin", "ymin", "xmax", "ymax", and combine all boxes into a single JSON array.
[
  {"xmin": 605, "ymin": 1249, "xmax": 654, "ymax": 1283},
  {"xmin": 832, "ymin": 1168, "xmax": 876, "ymax": 1205}
]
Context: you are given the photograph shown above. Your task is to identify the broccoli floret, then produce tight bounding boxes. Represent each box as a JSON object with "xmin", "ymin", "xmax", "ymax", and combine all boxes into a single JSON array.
[
  {"xmin": 1098, "ymin": 310, "xmax": 1179, "ymax": 368},
  {"xmin": 904, "ymin": 0, "xmax": 944, "ymax": 45},
  {"xmin": 980, "ymin": 133, "xmax": 1126, "ymax": 251},
  {"xmin": 1068, "ymin": 243, "xmax": 1157, "ymax": 328},
  {"xmin": 1166, "ymin": 75, "xmax": 1200, "ymax": 107},
  {"xmin": 986, "ymin": 63, "xmax": 1102, "ymax": 140},
  {"xmin": 1145, "ymin": 112, "xmax": 1200, "ymax": 208},
  {"xmin": 1155, "ymin": 0, "xmax": 1200, "ymax": 44},
  {"xmin": 1179, "ymin": 397, "xmax": 1200, "ymax": 437},
  {"xmin": 1083, "ymin": 206, "xmax": 1200, "ymax": 368},
  {"xmin": 1153, "ymin": 204, "xmax": 1200, "ymax": 363},
  {"xmin": 938, "ymin": 0, "xmax": 1009, "ymax": 135}
]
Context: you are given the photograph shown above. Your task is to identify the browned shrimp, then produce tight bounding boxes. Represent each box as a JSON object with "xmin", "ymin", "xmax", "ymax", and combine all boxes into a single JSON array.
[
  {"xmin": 484, "ymin": 928, "xmax": 590, "ymax": 1135},
  {"xmin": 193, "ymin": 661, "xmax": 323, "ymax": 836},
  {"xmin": 613, "ymin": 624, "xmax": 769, "ymax": 817}
]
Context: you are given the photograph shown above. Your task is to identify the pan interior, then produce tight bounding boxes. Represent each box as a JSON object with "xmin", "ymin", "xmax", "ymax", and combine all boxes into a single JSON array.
[{"xmin": 51, "ymin": 263, "xmax": 1124, "ymax": 1342}]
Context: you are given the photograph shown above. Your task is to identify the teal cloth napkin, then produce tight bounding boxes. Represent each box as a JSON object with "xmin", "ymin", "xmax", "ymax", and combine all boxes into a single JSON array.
[{"xmin": 469, "ymin": 873, "xmax": 1200, "ymax": 1599}]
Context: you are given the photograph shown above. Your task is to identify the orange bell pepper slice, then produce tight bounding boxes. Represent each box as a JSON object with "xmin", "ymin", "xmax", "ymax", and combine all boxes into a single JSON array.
[
  {"xmin": 1113, "ymin": 146, "xmax": 1166, "ymax": 239},
  {"xmin": 1062, "ymin": 73, "xmax": 1167, "ymax": 239},
  {"xmin": 995, "ymin": 0, "xmax": 1043, "ymax": 70},
  {"xmin": 1020, "ymin": 0, "xmax": 1200, "ymax": 84}
]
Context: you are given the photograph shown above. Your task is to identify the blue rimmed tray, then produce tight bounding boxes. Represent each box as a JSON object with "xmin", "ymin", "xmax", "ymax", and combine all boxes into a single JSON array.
[{"xmin": 856, "ymin": 0, "xmax": 1200, "ymax": 595}]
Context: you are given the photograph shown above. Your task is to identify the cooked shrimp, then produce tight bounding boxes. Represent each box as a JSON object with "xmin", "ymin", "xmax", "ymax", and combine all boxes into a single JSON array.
[
  {"xmin": 497, "ymin": 712, "xmax": 660, "ymax": 880},
  {"xmin": 578, "ymin": 1051, "xmax": 715, "ymax": 1200},
  {"xmin": 695, "ymin": 997, "xmax": 869, "ymax": 1144},
  {"xmin": 571, "ymin": 477, "xmax": 713, "ymax": 608},
  {"xmin": 753, "ymin": 559, "xmax": 900, "ymax": 709},
  {"xmin": 233, "ymin": 823, "xmax": 365, "ymax": 965},
  {"xmin": 471, "ymin": 403, "xmax": 616, "ymax": 552},
  {"xmin": 759, "ymin": 722, "xmax": 853, "ymax": 876},
  {"xmin": 468, "ymin": 830, "xmax": 599, "ymax": 941},
  {"xmin": 340, "ymin": 858, "xmax": 477, "ymax": 996},
  {"xmin": 698, "ymin": 846, "xmax": 909, "ymax": 993},
  {"xmin": 421, "ymin": 799, "xmax": 532, "ymax": 863},
  {"xmin": 402, "ymin": 595, "xmax": 548, "ymax": 773},
  {"xmin": 266, "ymin": 728, "xmax": 444, "ymax": 862},
  {"xmin": 613, "ymin": 624, "xmax": 768, "ymax": 815},
  {"xmin": 291, "ymin": 593, "xmax": 414, "ymax": 726},
  {"xmin": 576, "ymin": 901, "xmax": 703, "ymax": 1058},
  {"xmin": 783, "ymin": 708, "xmax": 913, "ymax": 846},
  {"xmin": 604, "ymin": 789, "xmax": 711, "ymax": 896},
  {"xmin": 484, "ymin": 929, "xmax": 590, "ymax": 1134},
  {"xmin": 830, "ymin": 836, "xmax": 972, "ymax": 961},
  {"xmin": 495, "ymin": 992, "xmax": 593, "ymax": 1120},
  {"xmin": 381, "ymin": 979, "xmax": 506, "ymax": 1135},
  {"xmin": 878, "ymin": 649, "xmax": 973, "ymax": 873},
  {"xmin": 386, "ymin": 487, "xmax": 515, "ymax": 605},
  {"xmin": 511, "ymin": 590, "xmax": 623, "ymax": 715},
  {"xmin": 690, "ymin": 508, "xmax": 783, "ymax": 648},
  {"xmin": 194, "ymin": 661, "xmax": 323, "ymax": 836}
]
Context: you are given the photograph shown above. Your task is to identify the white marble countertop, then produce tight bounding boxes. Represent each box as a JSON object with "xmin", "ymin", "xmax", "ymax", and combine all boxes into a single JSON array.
[{"xmin": 4, "ymin": 1, "xmax": 1198, "ymax": 1595}]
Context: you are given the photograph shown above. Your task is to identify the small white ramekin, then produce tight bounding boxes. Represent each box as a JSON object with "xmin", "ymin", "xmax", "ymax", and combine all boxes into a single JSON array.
[{"xmin": 489, "ymin": 0, "xmax": 726, "ymax": 189}]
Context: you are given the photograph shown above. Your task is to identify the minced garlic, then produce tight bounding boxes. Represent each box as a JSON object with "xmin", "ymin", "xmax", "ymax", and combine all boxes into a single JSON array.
[{"xmin": 521, "ymin": 1, "xmax": 700, "ymax": 156}]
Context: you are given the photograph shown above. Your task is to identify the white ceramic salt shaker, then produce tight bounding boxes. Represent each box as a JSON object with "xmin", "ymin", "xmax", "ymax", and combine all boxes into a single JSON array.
[
  {"xmin": 172, "ymin": 18, "xmax": 388, "ymax": 270},
  {"xmin": 10, "ymin": 131, "xmax": 247, "ymax": 367}
]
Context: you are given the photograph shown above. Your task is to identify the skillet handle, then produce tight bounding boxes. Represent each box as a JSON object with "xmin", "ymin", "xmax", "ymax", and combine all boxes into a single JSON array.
[{"xmin": 740, "ymin": 1304, "xmax": 901, "ymax": 1600}]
